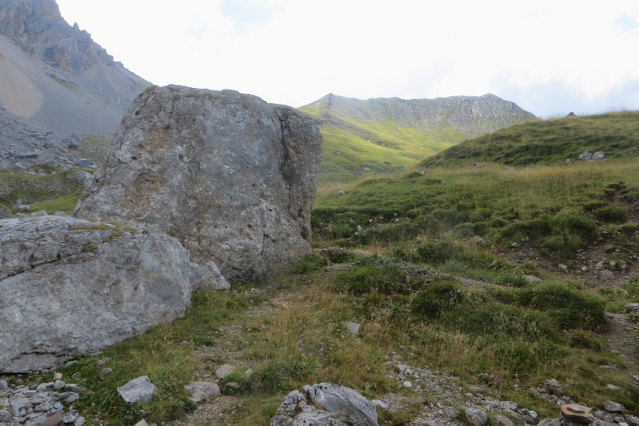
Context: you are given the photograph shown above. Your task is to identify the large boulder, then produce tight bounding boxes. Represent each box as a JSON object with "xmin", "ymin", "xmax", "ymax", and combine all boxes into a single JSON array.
[
  {"xmin": 0, "ymin": 216, "xmax": 200, "ymax": 373},
  {"xmin": 75, "ymin": 85, "xmax": 322, "ymax": 282}
]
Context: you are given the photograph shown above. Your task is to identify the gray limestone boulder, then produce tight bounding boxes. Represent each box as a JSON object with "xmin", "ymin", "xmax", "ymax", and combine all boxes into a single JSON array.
[
  {"xmin": 303, "ymin": 383, "xmax": 378, "ymax": 426},
  {"xmin": 466, "ymin": 408, "xmax": 488, "ymax": 426},
  {"xmin": 593, "ymin": 152, "xmax": 605, "ymax": 160},
  {"xmin": 0, "ymin": 216, "xmax": 195, "ymax": 373},
  {"xmin": 270, "ymin": 389, "xmax": 351, "ymax": 426},
  {"xmin": 579, "ymin": 151, "xmax": 594, "ymax": 160},
  {"xmin": 75, "ymin": 85, "xmax": 322, "ymax": 282}
]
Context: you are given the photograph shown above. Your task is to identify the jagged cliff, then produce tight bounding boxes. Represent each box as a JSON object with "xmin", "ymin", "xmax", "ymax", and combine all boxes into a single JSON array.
[{"xmin": 0, "ymin": 0, "xmax": 150, "ymax": 135}]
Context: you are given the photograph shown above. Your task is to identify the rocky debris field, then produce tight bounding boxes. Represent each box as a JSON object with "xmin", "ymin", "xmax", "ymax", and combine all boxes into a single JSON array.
[
  {"xmin": 0, "ymin": 107, "xmax": 97, "ymax": 172},
  {"xmin": 0, "ymin": 375, "xmax": 87, "ymax": 426}
]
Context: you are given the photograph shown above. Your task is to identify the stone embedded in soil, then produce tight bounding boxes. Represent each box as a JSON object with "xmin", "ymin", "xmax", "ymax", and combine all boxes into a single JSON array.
[
  {"xmin": 215, "ymin": 364, "xmax": 236, "ymax": 379},
  {"xmin": 599, "ymin": 270, "xmax": 615, "ymax": 281},
  {"xmin": 117, "ymin": 376, "xmax": 156, "ymax": 403},
  {"xmin": 184, "ymin": 382, "xmax": 221, "ymax": 402},
  {"xmin": 345, "ymin": 321, "xmax": 361, "ymax": 336},
  {"xmin": 603, "ymin": 401, "xmax": 625, "ymax": 413},
  {"xmin": 465, "ymin": 408, "xmax": 488, "ymax": 426}
]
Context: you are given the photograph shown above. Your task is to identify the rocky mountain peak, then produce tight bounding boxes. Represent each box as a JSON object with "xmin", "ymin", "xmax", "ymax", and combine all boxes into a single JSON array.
[
  {"xmin": 0, "ymin": 0, "xmax": 113, "ymax": 72},
  {"xmin": 0, "ymin": 0, "xmax": 150, "ymax": 135}
]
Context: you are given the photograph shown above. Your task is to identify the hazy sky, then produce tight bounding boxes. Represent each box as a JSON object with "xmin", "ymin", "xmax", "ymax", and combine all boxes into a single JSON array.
[{"xmin": 55, "ymin": 0, "xmax": 639, "ymax": 117}]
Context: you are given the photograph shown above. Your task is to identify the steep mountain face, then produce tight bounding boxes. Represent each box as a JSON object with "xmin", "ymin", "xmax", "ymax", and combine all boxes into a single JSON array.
[
  {"xmin": 299, "ymin": 93, "xmax": 536, "ymax": 186},
  {"xmin": 0, "ymin": 0, "xmax": 150, "ymax": 136}
]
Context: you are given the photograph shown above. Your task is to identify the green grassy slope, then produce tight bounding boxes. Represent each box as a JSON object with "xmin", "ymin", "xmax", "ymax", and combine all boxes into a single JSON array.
[
  {"xmin": 300, "ymin": 93, "xmax": 536, "ymax": 186},
  {"xmin": 313, "ymin": 161, "xmax": 639, "ymax": 260},
  {"xmin": 421, "ymin": 111, "xmax": 639, "ymax": 169},
  {"xmin": 0, "ymin": 169, "xmax": 87, "ymax": 214}
]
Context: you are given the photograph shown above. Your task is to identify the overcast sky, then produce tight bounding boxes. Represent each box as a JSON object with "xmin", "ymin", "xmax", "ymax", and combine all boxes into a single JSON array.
[{"xmin": 55, "ymin": 0, "xmax": 639, "ymax": 117}]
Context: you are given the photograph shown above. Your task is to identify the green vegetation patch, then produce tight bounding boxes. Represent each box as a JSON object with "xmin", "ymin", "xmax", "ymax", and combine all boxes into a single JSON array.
[
  {"xmin": 422, "ymin": 111, "xmax": 639, "ymax": 168},
  {"xmin": 0, "ymin": 170, "xmax": 86, "ymax": 213},
  {"xmin": 313, "ymin": 161, "xmax": 639, "ymax": 261}
]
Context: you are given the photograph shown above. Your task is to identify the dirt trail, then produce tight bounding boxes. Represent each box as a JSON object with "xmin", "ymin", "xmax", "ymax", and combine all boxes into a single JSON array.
[{"xmin": 601, "ymin": 312, "xmax": 639, "ymax": 369}]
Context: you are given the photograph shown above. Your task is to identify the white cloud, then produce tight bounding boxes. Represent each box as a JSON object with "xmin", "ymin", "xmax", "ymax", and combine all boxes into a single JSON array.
[{"xmin": 55, "ymin": 0, "xmax": 639, "ymax": 115}]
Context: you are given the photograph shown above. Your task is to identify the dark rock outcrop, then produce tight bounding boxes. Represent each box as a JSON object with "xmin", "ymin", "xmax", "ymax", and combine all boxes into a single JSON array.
[
  {"xmin": 75, "ymin": 85, "xmax": 322, "ymax": 282},
  {"xmin": 0, "ymin": 216, "xmax": 223, "ymax": 373}
]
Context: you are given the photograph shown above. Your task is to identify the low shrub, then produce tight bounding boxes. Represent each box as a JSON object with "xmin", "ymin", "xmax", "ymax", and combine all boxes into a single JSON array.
[
  {"xmin": 492, "ymin": 283, "xmax": 606, "ymax": 329},
  {"xmin": 566, "ymin": 330, "xmax": 607, "ymax": 351},
  {"xmin": 222, "ymin": 356, "xmax": 317, "ymax": 394},
  {"xmin": 410, "ymin": 283, "xmax": 475, "ymax": 319},
  {"xmin": 583, "ymin": 201, "xmax": 606, "ymax": 212},
  {"xmin": 495, "ymin": 274, "xmax": 530, "ymax": 288},
  {"xmin": 329, "ymin": 257, "xmax": 427, "ymax": 295},
  {"xmin": 595, "ymin": 206, "xmax": 629, "ymax": 223},
  {"xmin": 291, "ymin": 254, "xmax": 328, "ymax": 274}
]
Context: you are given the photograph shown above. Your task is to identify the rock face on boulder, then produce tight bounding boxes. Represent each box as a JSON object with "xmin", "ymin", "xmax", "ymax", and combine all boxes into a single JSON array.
[
  {"xmin": 75, "ymin": 85, "xmax": 323, "ymax": 282},
  {"xmin": 0, "ymin": 216, "xmax": 196, "ymax": 373}
]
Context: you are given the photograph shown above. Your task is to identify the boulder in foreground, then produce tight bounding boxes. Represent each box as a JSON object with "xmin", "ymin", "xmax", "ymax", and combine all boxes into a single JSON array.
[
  {"xmin": 0, "ymin": 216, "xmax": 209, "ymax": 373},
  {"xmin": 75, "ymin": 85, "xmax": 322, "ymax": 282}
]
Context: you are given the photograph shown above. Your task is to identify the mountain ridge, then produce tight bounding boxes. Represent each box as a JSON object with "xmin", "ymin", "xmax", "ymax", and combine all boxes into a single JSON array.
[
  {"xmin": 299, "ymin": 92, "xmax": 537, "ymax": 185},
  {"xmin": 0, "ymin": 0, "xmax": 150, "ymax": 136}
]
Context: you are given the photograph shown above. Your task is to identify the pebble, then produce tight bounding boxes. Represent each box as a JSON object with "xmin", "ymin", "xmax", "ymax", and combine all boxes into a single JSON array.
[
  {"xmin": 96, "ymin": 358, "xmax": 112, "ymax": 366},
  {"xmin": 54, "ymin": 381, "xmax": 66, "ymax": 390},
  {"xmin": 62, "ymin": 414, "xmax": 77, "ymax": 424}
]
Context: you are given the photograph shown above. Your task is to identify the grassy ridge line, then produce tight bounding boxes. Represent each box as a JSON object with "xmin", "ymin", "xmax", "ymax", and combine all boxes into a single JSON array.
[
  {"xmin": 301, "ymin": 93, "xmax": 536, "ymax": 186},
  {"xmin": 421, "ymin": 111, "xmax": 639, "ymax": 169}
]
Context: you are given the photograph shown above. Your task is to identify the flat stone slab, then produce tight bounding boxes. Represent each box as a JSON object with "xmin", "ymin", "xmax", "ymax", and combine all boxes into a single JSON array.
[{"xmin": 117, "ymin": 376, "xmax": 156, "ymax": 403}]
